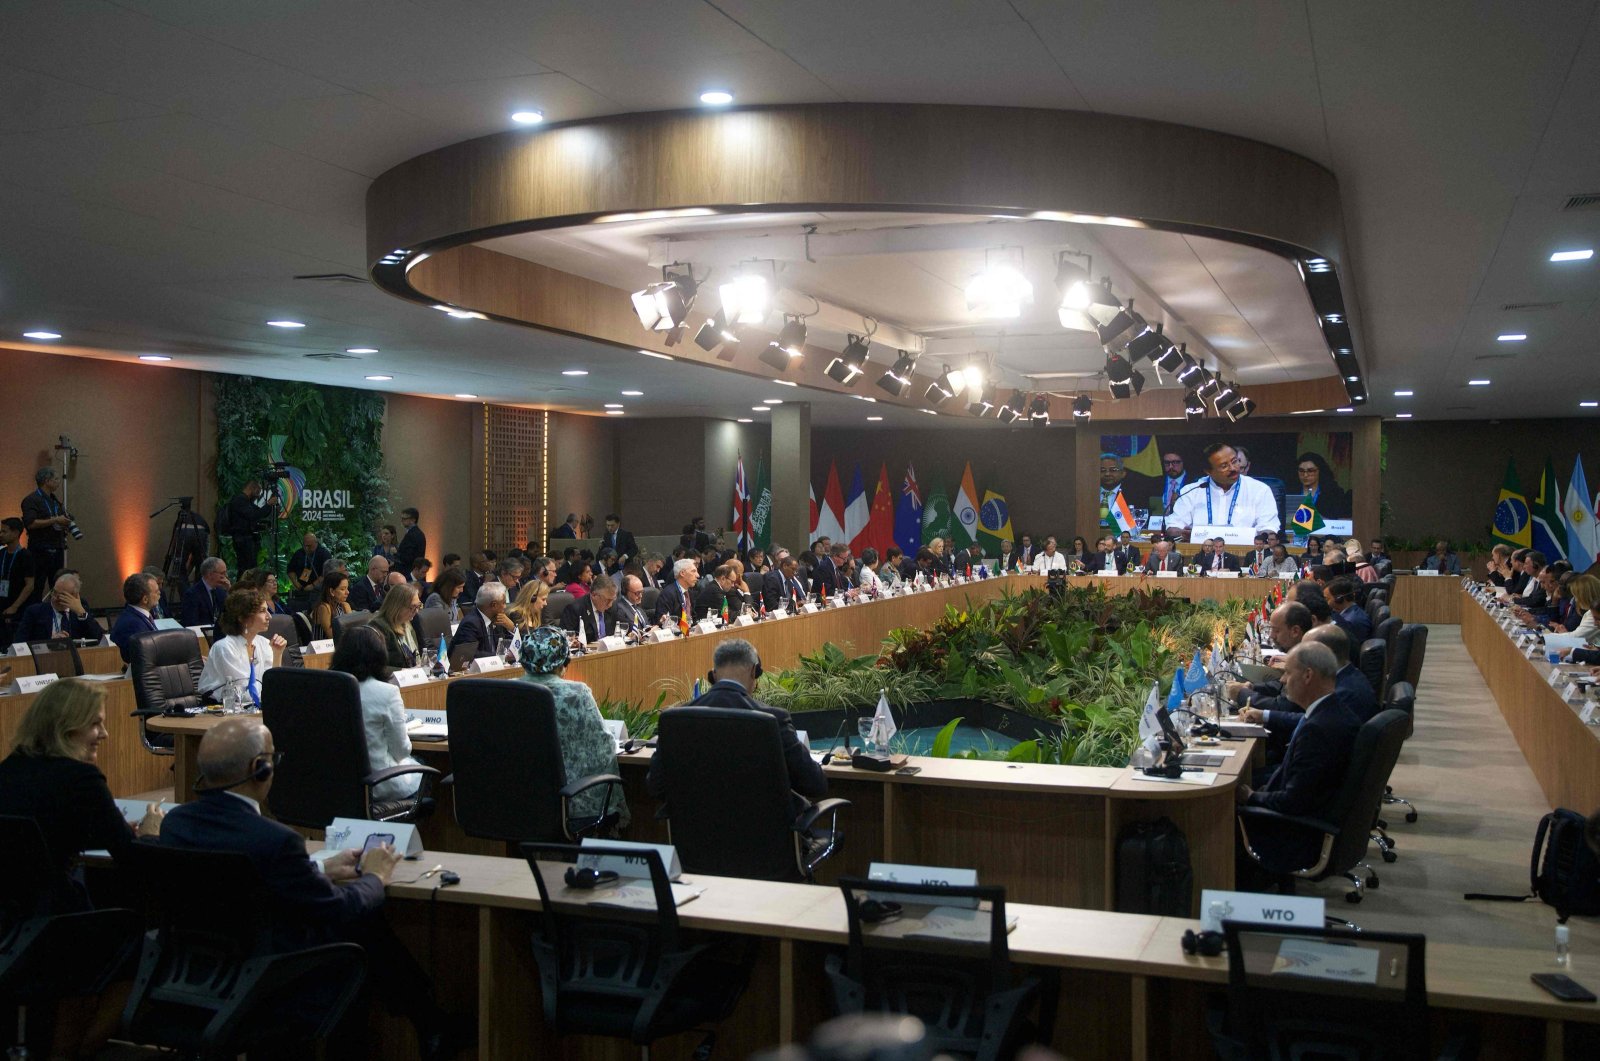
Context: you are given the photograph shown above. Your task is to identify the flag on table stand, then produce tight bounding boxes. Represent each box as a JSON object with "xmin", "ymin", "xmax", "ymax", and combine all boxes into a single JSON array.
[
  {"xmin": 1492, "ymin": 458, "xmax": 1533, "ymax": 549},
  {"xmin": 731, "ymin": 453, "xmax": 751, "ymax": 555},
  {"xmin": 1290, "ymin": 497, "xmax": 1325, "ymax": 539},
  {"xmin": 678, "ymin": 602, "xmax": 690, "ymax": 637},
  {"xmin": 815, "ymin": 462, "xmax": 847, "ymax": 545},
  {"xmin": 844, "ymin": 463, "xmax": 872, "ymax": 554},
  {"xmin": 976, "ymin": 489, "xmax": 1014, "ymax": 556},
  {"xmin": 1166, "ymin": 667, "xmax": 1186, "ymax": 710},
  {"xmin": 750, "ymin": 457, "xmax": 773, "ymax": 553},
  {"xmin": 1564, "ymin": 456, "xmax": 1599, "ymax": 571},
  {"xmin": 809, "ymin": 481, "xmax": 819, "ymax": 538},
  {"xmin": 1531, "ymin": 457, "xmax": 1568, "ymax": 563},
  {"xmin": 952, "ymin": 462, "xmax": 981, "ymax": 549},
  {"xmin": 867, "ymin": 464, "xmax": 896, "ymax": 556},
  {"xmin": 1109, "ymin": 491, "xmax": 1137, "ymax": 535},
  {"xmin": 896, "ymin": 463, "xmax": 924, "ymax": 558},
  {"xmin": 921, "ymin": 485, "xmax": 953, "ymax": 545},
  {"xmin": 1185, "ymin": 651, "xmax": 1207, "ymax": 690},
  {"xmin": 869, "ymin": 690, "xmax": 898, "ymax": 750}
]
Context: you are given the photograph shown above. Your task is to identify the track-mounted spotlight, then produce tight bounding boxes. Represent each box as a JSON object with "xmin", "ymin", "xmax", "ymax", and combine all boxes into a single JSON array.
[
  {"xmin": 876, "ymin": 351, "xmax": 917, "ymax": 397},
  {"xmin": 631, "ymin": 263, "xmax": 698, "ymax": 333},
  {"xmin": 826, "ymin": 333, "xmax": 871, "ymax": 385},
  {"xmin": 759, "ymin": 316, "xmax": 807, "ymax": 370}
]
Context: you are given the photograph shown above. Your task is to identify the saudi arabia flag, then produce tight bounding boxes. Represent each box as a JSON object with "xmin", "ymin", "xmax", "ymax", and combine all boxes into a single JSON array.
[
  {"xmin": 750, "ymin": 457, "xmax": 772, "ymax": 552},
  {"xmin": 951, "ymin": 462, "xmax": 980, "ymax": 549},
  {"xmin": 921, "ymin": 487, "xmax": 954, "ymax": 545}
]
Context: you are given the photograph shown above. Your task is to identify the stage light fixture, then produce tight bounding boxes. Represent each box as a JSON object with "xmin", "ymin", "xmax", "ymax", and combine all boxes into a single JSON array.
[
  {"xmin": 1224, "ymin": 396, "xmax": 1256, "ymax": 423},
  {"xmin": 759, "ymin": 316, "xmax": 807, "ymax": 370},
  {"xmin": 1153, "ymin": 339, "xmax": 1186, "ymax": 374},
  {"xmin": 1195, "ymin": 370, "xmax": 1222, "ymax": 400},
  {"xmin": 876, "ymin": 351, "xmax": 917, "ymax": 397},
  {"xmin": 925, "ymin": 365, "xmax": 960, "ymax": 404},
  {"xmin": 1128, "ymin": 368, "xmax": 1146, "ymax": 397},
  {"xmin": 1028, "ymin": 394, "xmax": 1053, "ymax": 424},
  {"xmin": 1070, "ymin": 395, "xmax": 1092, "ymax": 420},
  {"xmin": 1211, "ymin": 380, "xmax": 1238, "ymax": 408},
  {"xmin": 1096, "ymin": 300, "xmax": 1145, "ymax": 350},
  {"xmin": 825, "ymin": 333, "xmax": 871, "ymax": 385},
  {"xmin": 1082, "ymin": 277, "xmax": 1124, "ymax": 326},
  {"xmin": 1124, "ymin": 321, "xmax": 1167, "ymax": 362},
  {"xmin": 718, "ymin": 267, "xmax": 771, "ymax": 325},
  {"xmin": 965, "ymin": 255, "xmax": 1033, "ymax": 319},
  {"xmin": 1184, "ymin": 390, "xmax": 1207, "ymax": 421},
  {"xmin": 967, "ymin": 381, "xmax": 996, "ymax": 417},
  {"xmin": 996, "ymin": 391, "xmax": 1025, "ymax": 424},
  {"xmin": 631, "ymin": 264, "xmax": 698, "ymax": 333},
  {"xmin": 1054, "ymin": 252, "xmax": 1093, "ymax": 312},
  {"xmin": 1175, "ymin": 353, "xmax": 1205, "ymax": 386}
]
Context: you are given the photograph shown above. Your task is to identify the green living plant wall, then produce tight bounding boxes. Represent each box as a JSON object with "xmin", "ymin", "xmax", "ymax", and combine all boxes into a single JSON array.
[{"xmin": 214, "ymin": 376, "xmax": 390, "ymax": 579}]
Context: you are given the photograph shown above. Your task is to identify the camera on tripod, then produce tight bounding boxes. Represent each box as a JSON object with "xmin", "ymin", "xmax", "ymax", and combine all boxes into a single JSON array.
[{"xmin": 259, "ymin": 461, "xmax": 290, "ymax": 482}]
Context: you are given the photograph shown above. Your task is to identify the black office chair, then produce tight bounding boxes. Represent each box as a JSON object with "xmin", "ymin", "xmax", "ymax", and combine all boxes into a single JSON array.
[
  {"xmin": 1379, "ymin": 682, "xmax": 1420, "ymax": 837},
  {"xmin": 129, "ymin": 628, "xmax": 206, "ymax": 756},
  {"xmin": 1237, "ymin": 708, "xmax": 1410, "ymax": 906},
  {"xmin": 652, "ymin": 706, "xmax": 850, "ymax": 882},
  {"xmin": 330, "ymin": 609, "xmax": 372, "ymax": 647},
  {"xmin": 1399, "ymin": 623, "xmax": 1428, "ymax": 691},
  {"xmin": 266, "ymin": 613, "xmax": 304, "ymax": 668},
  {"xmin": 1358, "ymin": 637, "xmax": 1388, "ymax": 701},
  {"xmin": 640, "ymin": 587, "xmax": 660, "ymax": 614},
  {"xmin": 260, "ymin": 669, "xmax": 439, "ymax": 827},
  {"xmin": 1369, "ymin": 604, "xmax": 1392, "ymax": 637},
  {"xmin": 290, "ymin": 610, "xmax": 316, "ymax": 647},
  {"xmin": 119, "ymin": 842, "xmax": 366, "ymax": 1060},
  {"xmin": 542, "ymin": 591, "xmax": 575, "ymax": 627},
  {"xmin": 827, "ymin": 878, "xmax": 1053, "ymax": 1061},
  {"xmin": 416, "ymin": 605, "xmax": 451, "ymax": 648},
  {"xmin": 25, "ymin": 638, "xmax": 83, "ymax": 678},
  {"xmin": 520, "ymin": 843, "xmax": 751, "ymax": 1057},
  {"xmin": 1376, "ymin": 615, "xmax": 1402, "ymax": 669},
  {"xmin": 1364, "ymin": 595, "xmax": 1386, "ymax": 624},
  {"xmin": 1208, "ymin": 922, "xmax": 1471, "ymax": 1061},
  {"xmin": 445, "ymin": 679, "xmax": 623, "ymax": 848},
  {"xmin": 1, "ymin": 816, "xmax": 142, "ymax": 1058},
  {"xmin": 446, "ymin": 641, "xmax": 480, "ymax": 672}
]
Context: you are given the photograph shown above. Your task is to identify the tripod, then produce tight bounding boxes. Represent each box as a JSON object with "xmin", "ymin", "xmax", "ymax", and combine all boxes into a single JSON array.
[{"xmin": 152, "ymin": 497, "xmax": 209, "ymax": 611}]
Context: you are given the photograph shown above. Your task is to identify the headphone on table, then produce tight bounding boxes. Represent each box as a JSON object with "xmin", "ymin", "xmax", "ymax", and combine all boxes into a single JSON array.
[
  {"xmin": 1181, "ymin": 928, "xmax": 1224, "ymax": 957},
  {"xmin": 564, "ymin": 865, "xmax": 620, "ymax": 889},
  {"xmin": 195, "ymin": 751, "xmax": 277, "ymax": 792}
]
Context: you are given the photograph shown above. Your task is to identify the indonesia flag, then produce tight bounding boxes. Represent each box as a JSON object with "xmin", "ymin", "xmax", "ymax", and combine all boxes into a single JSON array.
[
  {"xmin": 809, "ymin": 482, "xmax": 819, "ymax": 536},
  {"xmin": 815, "ymin": 461, "xmax": 847, "ymax": 544},
  {"xmin": 844, "ymin": 463, "xmax": 871, "ymax": 554},
  {"xmin": 731, "ymin": 454, "xmax": 750, "ymax": 554}
]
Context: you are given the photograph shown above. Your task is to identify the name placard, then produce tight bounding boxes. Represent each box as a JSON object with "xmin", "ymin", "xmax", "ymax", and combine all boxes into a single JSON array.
[
  {"xmin": 17, "ymin": 673, "xmax": 59, "ymax": 694},
  {"xmin": 7, "ymin": 642, "xmax": 29, "ymax": 657},
  {"xmin": 801, "ymin": 602, "xmax": 821, "ymax": 613},
  {"xmin": 308, "ymin": 638, "xmax": 334, "ymax": 655},
  {"xmin": 1582, "ymin": 702, "xmax": 1597, "ymax": 724},
  {"xmin": 601, "ymin": 718, "xmax": 629, "ymax": 746},
  {"xmin": 325, "ymin": 817, "xmax": 424, "ymax": 859},
  {"xmin": 1209, "ymin": 570, "xmax": 1240, "ymax": 579},
  {"xmin": 578, "ymin": 838, "xmax": 681, "ymax": 881},
  {"xmin": 827, "ymin": 595, "xmax": 847, "ymax": 608},
  {"xmin": 693, "ymin": 618, "xmax": 720, "ymax": 635},
  {"xmin": 868, "ymin": 862, "xmax": 979, "ymax": 908},
  {"xmin": 1200, "ymin": 888, "xmax": 1325, "ymax": 932},
  {"xmin": 187, "ymin": 625, "xmax": 209, "ymax": 641},
  {"xmin": 469, "ymin": 655, "xmax": 510, "ymax": 673},
  {"xmin": 393, "ymin": 667, "xmax": 430, "ymax": 687},
  {"xmin": 1155, "ymin": 570, "xmax": 1179, "ymax": 578},
  {"xmin": 1415, "ymin": 569, "xmax": 1440, "ymax": 577},
  {"xmin": 732, "ymin": 614, "xmax": 757, "ymax": 627},
  {"xmin": 589, "ymin": 635, "xmax": 628, "ymax": 652},
  {"xmin": 645, "ymin": 627, "xmax": 676, "ymax": 644}
]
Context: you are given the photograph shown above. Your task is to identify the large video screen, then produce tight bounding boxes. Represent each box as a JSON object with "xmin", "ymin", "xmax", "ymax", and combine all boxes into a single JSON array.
[{"xmin": 1098, "ymin": 431, "xmax": 1355, "ymax": 541}]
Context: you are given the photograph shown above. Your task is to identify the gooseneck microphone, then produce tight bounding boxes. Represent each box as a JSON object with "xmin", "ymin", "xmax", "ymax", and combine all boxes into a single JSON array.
[{"xmin": 819, "ymin": 717, "xmax": 854, "ymax": 765}]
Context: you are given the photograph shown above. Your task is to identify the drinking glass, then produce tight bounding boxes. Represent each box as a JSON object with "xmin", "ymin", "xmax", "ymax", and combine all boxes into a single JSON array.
[{"xmin": 857, "ymin": 718, "xmax": 875, "ymax": 756}]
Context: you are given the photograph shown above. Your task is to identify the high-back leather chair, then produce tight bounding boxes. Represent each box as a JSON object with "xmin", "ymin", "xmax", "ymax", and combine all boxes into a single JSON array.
[
  {"xmin": 541, "ymin": 591, "xmax": 575, "ymax": 627},
  {"xmin": 1399, "ymin": 623, "xmax": 1428, "ymax": 690},
  {"xmin": 266, "ymin": 613, "xmax": 304, "ymax": 668},
  {"xmin": 1357, "ymin": 638, "xmax": 1388, "ymax": 701},
  {"xmin": 128, "ymin": 629, "xmax": 206, "ymax": 755},
  {"xmin": 330, "ymin": 609, "xmax": 372, "ymax": 647},
  {"xmin": 416, "ymin": 606, "xmax": 451, "ymax": 648},
  {"xmin": 260, "ymin": 669, "xmax": 437, "ymax": 826}
]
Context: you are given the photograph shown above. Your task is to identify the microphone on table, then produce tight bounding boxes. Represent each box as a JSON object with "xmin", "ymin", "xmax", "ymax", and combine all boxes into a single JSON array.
[{"xmin": 819, "ymin": 717, "xmax": 854, "ymax": 765}]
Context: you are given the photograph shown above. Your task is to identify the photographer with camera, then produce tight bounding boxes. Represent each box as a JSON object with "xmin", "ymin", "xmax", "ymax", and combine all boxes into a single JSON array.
[
  {"xmin": 219, "ymin": 478, "xmax": 271, "ymax": 570},
  {"xmin": 21, "ymin": 468, "xmax": 78, "ymax": 603}
]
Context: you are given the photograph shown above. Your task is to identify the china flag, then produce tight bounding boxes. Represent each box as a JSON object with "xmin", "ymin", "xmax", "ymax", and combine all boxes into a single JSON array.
[{"xmin": 867, "ymin": 463, "xmax": 895, "ymax": 555}]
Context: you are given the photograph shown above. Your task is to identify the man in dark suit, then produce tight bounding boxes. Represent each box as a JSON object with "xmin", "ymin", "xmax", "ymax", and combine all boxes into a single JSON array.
[
  {"xmin": 395, "ymin": 507, "xmax": 426, "ymax": 577},
  {"xmin": 694, "ymin": 564, "xmax": 740, "ymax": 621},
  {"xmin": 1017, "ymin": 534, "xmax": 1035, "ymax": 567},
  {"xmin": 179, "ymin": 557, "xmax": 230, "ymax": 628},
  {"xmin": 1235, "ymin": 642, "xmax": 1364, "ymax": 876},
  {"xmin": 460, "ymin": 550, "xmax": 492, "ymax": 603},
  {"xmin": 811, "ymin": 543, "xmax": 849, "ymax": 597},
  {"xmin": 219, "ymin": 479, "xmax": 269, "ymax": 571},
  {"xmin": 1113, "ymin": 534, "xmax": 1142, "ymax": 572},
  {"xmin": 1238, "ymin": 625, "xmax": 1378, "ymax": 762},
  {"xmin": 1511, "ymin": 551, "xmax": 1548, "ymax": 609},
  {"xmin": 1325, "ymin": 576, "xmax": 1372, "ymax": 651},
  {"xmin": 346, "ymin": 555, "xmax": 390, "ymax": 613},
  {"xmin": 159, "ymin": 717, "xmax": 458, "ymax": 1058},
  {"xmin": 652, "ymin": 557, "xmax": 699, "ymax": 624},
  {"xmin": 1202, "ymin": 537, "xmax": 1241, "ymax": 575},
  {"xmin": 645, "ymin": 639, "xmax": 826, "ymax": 814},
  {"xmin": 450, "ymin": 582, "xmax": 514, "ymax": 658},
  {"xmin": 18, "ymin": 570, "xmax": 102, "ymax": 642},
  {"xmin": 1223, "ymin": 601, "xmax": 1313, "ymax": 710},
  {"xmin": 110, "ymin": 572, "xmax": 164, "ymax": 663},
  {"xmin": 561, "ymin": 577, "xmax": 624, "ymax": 641},
  {"xmin": 615, "ymin": 574, "xmax": 651, "ymax": 633},
  {"xmin": 600, "ymin": 514, "xmax": 638, "ymax": 565},
  {"xmin": 1143, "ymin": 540, "xmax": 1182, "ymax": 573},
  {"xmin": 550, "ymin": 512, "xmax": 580, "ymax": 540},
  {"xmin": 765, "ymin": 555, "xmax": 807, "ymax": 612}
]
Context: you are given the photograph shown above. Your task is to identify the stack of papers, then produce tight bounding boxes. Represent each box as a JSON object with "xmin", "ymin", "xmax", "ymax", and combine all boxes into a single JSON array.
[
  {"xmin": 904, "ymin": 905, "xmax": 1018, "ymax": 942},
  {"xmin": 577, "ymin": 881, "xmax": 704, "ymax": 911}
]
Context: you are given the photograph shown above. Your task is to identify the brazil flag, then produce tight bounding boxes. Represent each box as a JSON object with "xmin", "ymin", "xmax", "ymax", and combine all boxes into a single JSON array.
[
  {"xmin": 976, "ymin": 490, "xmax": 1014, "ymax": 555},
  {"xmin": 1291, "ymin": 500, "xmax": 1325, "ymax": 538},
  {"xmin": 1492, "ymin": 458, "xmax": 1532, "ymax": 549}
]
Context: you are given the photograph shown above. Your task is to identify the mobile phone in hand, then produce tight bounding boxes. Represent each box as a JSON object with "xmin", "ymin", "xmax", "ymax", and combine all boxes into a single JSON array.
[{"xmin": 361, "ymin": 832, "xmax": 396, "ymax": 857}]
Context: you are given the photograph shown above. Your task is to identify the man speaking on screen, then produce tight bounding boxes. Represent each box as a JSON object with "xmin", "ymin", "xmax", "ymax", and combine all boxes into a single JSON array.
[{"xmin": 1165, "ymin": 442, "xmax": 1281, "ymax": 541}]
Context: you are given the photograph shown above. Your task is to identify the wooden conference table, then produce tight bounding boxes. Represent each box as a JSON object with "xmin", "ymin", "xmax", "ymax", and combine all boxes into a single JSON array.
[
  {"xmin": 376, "ymin": 849, "xmax": 1599, "ymax": 1061},
  {"xmin": 1461, "ymin": 585, "xmax": 1600, "ymax": 813}
]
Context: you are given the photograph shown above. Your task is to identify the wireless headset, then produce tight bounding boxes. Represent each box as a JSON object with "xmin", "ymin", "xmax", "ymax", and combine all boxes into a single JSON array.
[
  {"xmin": 1181, "ymin": 928, "xmax": 1224, "ymax": 957},
  {"xmin": 564, "ymin": 865, "xmax": 620, "ymax": 889},
  {"xmin": 195, "ymin": 751, "xmax": 276, "ymax": 792},
  {"xmin": 706, "ymin": 652, "xmax": 763, "ymax": 689}
]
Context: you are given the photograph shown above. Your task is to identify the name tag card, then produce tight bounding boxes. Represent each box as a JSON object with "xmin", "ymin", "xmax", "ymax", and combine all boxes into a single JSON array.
[
  {"xmin": 187, "ymin": 625, "xmax": 209, "ymax": 641},
  {"xmin": 1582, "ymin": 702, "xmax": 1597, "ymax": 724},
  {"xmin": 827, "ymin": 596, "xmax": 847, "ymax": 608},
  {"xmin": 406, "ymin": 709, "xmax": 448, "ymax": 728},
  {"xmin": 449, "ymin": 622, "xmax": 460, "ymax": 636},
  {"xmin": 1416, "ymin": 569, "xmax": 1440, "ymax": 576},
  {"xmin": 16, "ymin": 673, "xmax": 58, "ymax": 694},
  {"xmin": 601, "ymin": 719, "xmax": 629, "ymax": 746},
  {"xmin": 1548, "ymin": 667, "xmax": 1565, "ymax": 687},
  {"xmin": 868, "ymin": 862, "xmax": 980, "ymax": 908},
  {"xmin": 693, "ymin": 618, "xmax": 720, "ymax": 635},
  {"xmin": 1563, "ymin": 682, "xmax": 1582, "ymax": 702},
  {"xmin": 7, "ymin": 642, "xmax": 30, "ymax": 657},
  {"xmin": 588, "ymin": 635, "xmax": 628, "ymax": 652},
  {"xmin": 645, "ymin": 627, "xmax": 676, "ymax": 644},
  {"xmin": 1156, "ymin": 570, "xmax": 1179, "ymax": 578},
  {"xmin": 324, "ymin": 817, "xmax": 424, "ymax": 859},
  {"xmin": 308, "ymin": 638, "xmax": 334, "ymax": 655},
  {"xmin": 578, "ymin": 838, "xmax": 682, "ymax": 881},
  {"xmin": 1210, "ymin": 570, "xmax": 1240, "ymax": 579},
  {"xmin": 801, "ymin": 601, "xmax": 821, "ymax": 613},
  {"xmin": 1200, "ymin": 889, "xmax": 1325, "ymax": 932},
  {"xmin": 154, "ymin": 617, "xmax": 182, "ymax": 630},
  {"xmin": 469, "ymin": 655, "xmax": 510, "ymax": 673},
  {"xmin": 393, "ymin": 667, "xmax": 430, "ymax": 687},
  {"xmin": 732, "ymin": 613, "xmax": 757, "ymax": 627}
]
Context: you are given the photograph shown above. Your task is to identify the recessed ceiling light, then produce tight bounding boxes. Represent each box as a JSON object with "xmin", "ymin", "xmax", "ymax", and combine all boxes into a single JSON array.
[
  {"xmin": 763, "ymin": 398, "xmax": 783, "ymax": 404},
  {"xmin": 699, "ymin": 90, "xmax": 734, "ymax": 105},
  {"xmin": 511, "ymin": 109, "xmax": 544, "ymax": 124},
  {"xmin": 639, "ymin": 350, "xmax": 673, "ymax": 361},
  {"xmin": 1582, "ymin": 401, "xmax": 1599, "ymax": 408},
  {"xmin": 266, "ymin": 320, "xmax": 305, "ymax": 328},
  {"xmin": 772, "ymin": 378, "xmax": 797, "ymax": 387},
  {"xmin": 605, "ymin": 409, "xmax": 625, "ymax": 415},
  {"xmin": 454, "ymin": 393, "xmax": 478, "ymax": 399},
  {"xmin": 1336, "ymin": 407, "xmax": 1354, "ymax": 413},
  {"xmin": 751, "ymin": 405, "xmax": 771, "ymax": 412},
  {"xmin": 365, "ymin": 374, "xmax": 393, "ymax": 381},
  {"xmin": 621, "ymin": 390, "xmax": 643, "ymax": 396},
  {"xmin": 1394, "ymin": 390, "xmax": 1413, "ymax": 397},
  {"xmin": 736, "ymin": 417, "xmax": 753, "ymax": 423},
  {"xmin": 1395, "ymin": 413, "xmax": 1413, "ymax": 418},
  {"xmin": 561, "ymin": 369, "xmax": 589, "ymax": 376},
  {"xmin": 346, "ymin": 347, "xmax": 378, "ymax": 354},
  {"xmin": 867, "ymin": 416, "xmax": 884, "ymax": 421},
  {"xmin": 138, "ymin": 354, "xmax": 172, "ymax": 362},
  {"xmin": 1468, "ymin": 379, "xmax": 1491, "ymax": 386},
  {"xmin": 1345, "ymin": 375, "xmax": 1359, "ymax": 382},
  {"xmin": 604, "ymin": 403, "xmax": 624, "ymax": 409},
  {"xmin": 22, "ymin": 330, "xmax": 61, "ymax": 340},
  {"xmin": 1550, "ymin": 249, "xmax": 1594, "ymax": 262},
  {"xmin": 1496, "ymin": 333, "xmax": 1526, "ymax": 342}
]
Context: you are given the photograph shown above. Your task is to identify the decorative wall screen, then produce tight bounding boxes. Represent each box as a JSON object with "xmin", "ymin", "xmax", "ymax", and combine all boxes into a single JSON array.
[{"xmin": 483, "ymin": 405, "xmax": 548, "ymax": 553}]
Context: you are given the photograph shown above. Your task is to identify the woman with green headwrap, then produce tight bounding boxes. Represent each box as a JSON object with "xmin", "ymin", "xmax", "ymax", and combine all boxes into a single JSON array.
[{"xmin": 516, "ymin": 626, "xmax": 630, "ymax": 828}]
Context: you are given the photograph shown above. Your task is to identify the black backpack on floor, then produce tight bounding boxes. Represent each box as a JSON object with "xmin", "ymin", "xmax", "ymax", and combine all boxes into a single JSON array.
[
  {"xmin": 1115, "ymin": 817, "xmax": 1194, "ymax": 916},
  {"xmin": 1466, "ymin": 808, "xmax": 1600, "ymax": 918}
]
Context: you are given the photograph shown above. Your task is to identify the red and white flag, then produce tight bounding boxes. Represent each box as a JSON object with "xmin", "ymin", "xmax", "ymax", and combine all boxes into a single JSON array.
[{"xmin": 731, "ymin": 454, "xmax": 751, "ymax": 553}]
